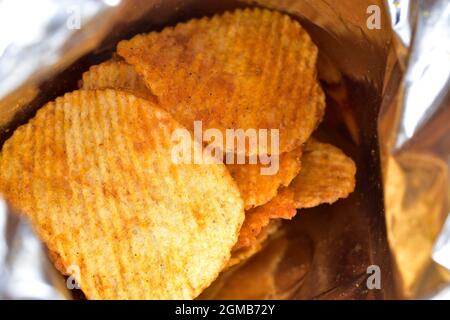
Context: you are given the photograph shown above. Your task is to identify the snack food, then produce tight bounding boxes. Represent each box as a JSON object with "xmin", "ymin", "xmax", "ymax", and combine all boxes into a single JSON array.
[
  {"xmin": 79, "ymin": 58, "xmax": 157, "ymax": 102},
  {"xmin": 227, "ymin": 148, "xmax": 302, "ymax": 209},
  {"xmin": 0, "ymin": 7, "xmax": 357, "ymax": 300},
  {"xmin": 201, "ymin": 235, "xmax": 290, "ymax": 300},
  {"xmin": 79, "ymin": 56, "xmax": 305, "ymax": 212},
  {"xmin": 0, "ymin": 89, "xmax": 244, "ymax": 299},
  {"xmin": 228, "ymin": 220, "xmax": 281, "ymax": 268},
  {"xmin": 234, "ymin": 189, "xmax": 296, "ymax": 251},
  {"xmin": 117, "ymin": 8, "xmax": 325, "ymax": 156},
  {"xmin": 287, "ymin": 138, "xmax": 357, "ymax": 208},
  {"xmin": 232, "ymin": 139, "xmax": 356, "ymax": 258}
]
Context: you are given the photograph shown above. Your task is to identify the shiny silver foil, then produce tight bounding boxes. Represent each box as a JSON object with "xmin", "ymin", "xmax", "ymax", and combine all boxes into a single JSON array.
[
  {"xmin": 381, "ymin": 0, "xmax": 450, "ymax": 299},
  {"xmin": 0, "ymin": 200, "xmax": 69, "ymax": 299},
  {"xmin": 0, "ymin": 0, "xmax": 449, "ymax": 299}
]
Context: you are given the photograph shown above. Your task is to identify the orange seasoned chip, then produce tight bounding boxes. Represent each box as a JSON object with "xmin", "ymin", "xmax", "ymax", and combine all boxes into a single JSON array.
[
  {"xmin": 233, "ymin": 189, "xmax": 296, "ymax": 251},
  {"xmin": 232, "ymin": 139, "xmax": 356, "ymax": 254},
  {"xmin": 79, "ymin": 59, "xmax": 157, "ymax": 103},
  {"xmin": 0, "ymin": 89, "xmax": 244, "ymax": 300},
  {"xmin": 117, "ymin": 8, "xmax": 324, "ymax": 155},
  {"xmin": 288, "ymin": 139, "xmax": 356, "ymax": 208},
  {"xmin": 227, "ymin": 220, "xmax": 281, "ymax": 268},
  {"xmin": 200, "ymin": 235, "xmax": 289, "ymax": 300},
  {"xmin": 227, "ymin": 147, "xmax": 302, "ymax": 209}
]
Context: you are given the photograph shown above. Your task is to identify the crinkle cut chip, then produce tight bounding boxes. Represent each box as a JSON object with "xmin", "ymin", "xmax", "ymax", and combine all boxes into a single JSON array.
[
  {"xmin": 79, "ymin": 59, "xmax": 157, "ymax": 103},
  {"xmin": 117, "ymin": 8, "xmax": 325, "ymax": 156},
  {"xmin": 0, "ymin": 89, "xmax": 244, "ymax": 300},
  {"xmin": 234, "ymin": 189, "xmax": 296, "ymax": 251},
  {"xmin": 233, "ymin": 139, "xmax": 356, "ymax": 254},
  {"xmin": 227, "ymin": 147, "xmax": 302, "ymax": 210},
  {"xmin": 288, "ymin": 138, "xmax": 356, "ymax": 208}
]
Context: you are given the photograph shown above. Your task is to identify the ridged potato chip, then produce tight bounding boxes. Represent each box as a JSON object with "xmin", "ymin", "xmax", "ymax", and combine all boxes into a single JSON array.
[
  {"xmin": 200, "ymin": 235, "xmax": 289, "ymax": 300},
  {"xmin": 79, "ymin": 59, "xmax": 157, "ymax": 103},
  {"xmin": 0, "ymin": 89, "xmax": 244, "ymax": 300},
  {"xmin": 234, "ymin": 189, "xmax": 296, "ymax": 251},
  {"xmin": 117, "ymin": 8, "xmax": 325, "ymax": 155},
  {"xmin": 233, "ymin": 139, "xmax": 356, "ymax": 253},
  {"xmin": 288, "ymin": 139, "xmax": 356, "ymax": 208},
  {"xmin": 227, "ymin": 147, "xmax": 302, "ymax": 210},
  {"xmin": 227, "ymin": 220, "xmax": 281, "ymax": 268}
]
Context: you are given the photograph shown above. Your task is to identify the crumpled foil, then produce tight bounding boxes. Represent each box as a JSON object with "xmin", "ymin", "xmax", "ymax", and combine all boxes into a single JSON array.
[
  {"xmin": 381, "ymin": 0, "xmax": 450, "ymax": 298},
  {"xmin": 0, "ymin": 0, "xmax": 449, "ymax": 299},
  {"xmin": 0, "ymin": 200, "xmax": 69, "ymax": 299}
]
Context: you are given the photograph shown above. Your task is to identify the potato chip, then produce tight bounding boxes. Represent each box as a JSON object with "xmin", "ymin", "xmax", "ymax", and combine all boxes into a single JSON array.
[
  {"xmin": 79, "ymin": 59, "xmax": 157, "ymax": 103},
  {"xmin": 288, "ymin": 138, "xmax": 356, "ymax": 208},
  {"xmin": 227, "ymin": 147, "xmax": 302, "ymax": 209},
  {"xmin": 117, "ymin": 8, "xmax": 324, "ymax": 155},
  {"xmin": 0, "ymin": 89, "xmax": 244, "ymax": 300},
  {"xmin": 227, "ymin": 220, "xmax": 281, "ymax": 268},
  {"xmin": 200, "ymin": 235, "xmax": 289, "ymax": 300},
  {"xmin": 232, "ymin": 139, "xmax": 356, "ymax": 254},
  {"xmin": 233, "ymin": 189, "xmax": 296, "ymax": 251}
]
